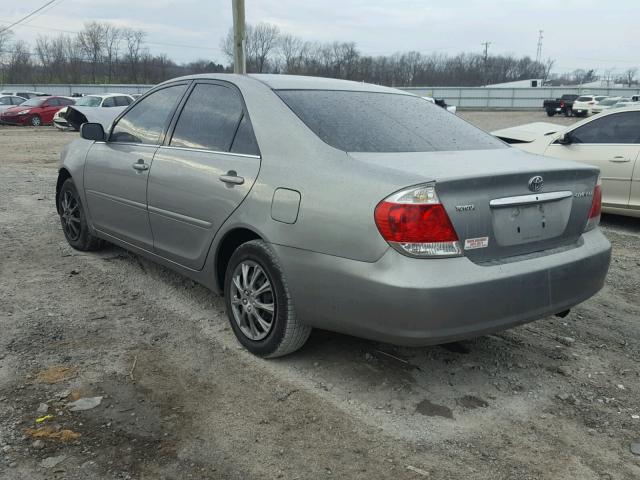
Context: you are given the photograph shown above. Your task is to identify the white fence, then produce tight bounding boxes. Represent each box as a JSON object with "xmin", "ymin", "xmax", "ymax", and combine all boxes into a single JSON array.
[{"xmin": 3, "ymin": 83, "xmax": 640, "ymax": 109}]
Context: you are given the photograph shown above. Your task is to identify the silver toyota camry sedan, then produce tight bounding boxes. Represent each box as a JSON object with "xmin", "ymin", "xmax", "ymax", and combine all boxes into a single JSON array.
[{"xmin": 56, "ymin": 74, "xmax": 611, "ymax": 357}]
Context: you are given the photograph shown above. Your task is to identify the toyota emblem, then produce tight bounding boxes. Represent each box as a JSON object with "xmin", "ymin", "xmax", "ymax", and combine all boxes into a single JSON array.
[{"xmin": 528, "ymin": 175, "xmax": 544, "ymax": 192}]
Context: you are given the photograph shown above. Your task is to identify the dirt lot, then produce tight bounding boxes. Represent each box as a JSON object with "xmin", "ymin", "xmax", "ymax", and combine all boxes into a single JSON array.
[{"xmin": 1, "ymin": 111, "xmax": 639, "ymax": 480}]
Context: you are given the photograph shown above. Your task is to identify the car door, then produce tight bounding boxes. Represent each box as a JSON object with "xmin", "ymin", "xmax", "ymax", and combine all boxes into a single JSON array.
[
  {"xmin": 147, "ymin": 81, "xmax": 261, "ymax": 269},
  {"xmin": 40, "ymin": 98, "xmax": 61, "ymax": 123},
  {"xmin": 544, "ymin": 111, "xmax": 640, "ymax": 209},
  {"xmin": 83, "ymin": 83, "xmax": 189, "ymax": 249}
]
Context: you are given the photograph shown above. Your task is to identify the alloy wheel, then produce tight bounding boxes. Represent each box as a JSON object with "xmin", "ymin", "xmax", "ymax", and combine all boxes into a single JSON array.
[
  {"xmin": 60, "ymin": 190, "xmax": 81, "ymax": 241},
  {"xmin": 229, "ymin": 260, "xmax": 276, "ymax": 341}
]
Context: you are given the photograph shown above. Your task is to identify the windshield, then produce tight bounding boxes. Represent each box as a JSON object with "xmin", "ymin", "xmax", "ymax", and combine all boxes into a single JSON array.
[
  {"xmin": 21, "ymin": 98, "xmax": 45, "ymax": 107},
  {"xmin": 75, "ymin": 96, "xmax": 102, "ymax": 107},
  {"xmin": 576, "ymin": 96, "xmax": 593, "ymax": 102},
  {"xmin": 600, "ymin": 99, "xmax": 620, "ymax": 106},
  {"xmin": 277, "ymin": 90, "xmax": 505, "ymax": 152}
]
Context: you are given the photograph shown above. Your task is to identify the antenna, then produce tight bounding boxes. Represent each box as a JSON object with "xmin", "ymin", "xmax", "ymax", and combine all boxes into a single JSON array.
[{"xmin": 536, "ymin": 30, "xmax": 544, "ymax": 63}]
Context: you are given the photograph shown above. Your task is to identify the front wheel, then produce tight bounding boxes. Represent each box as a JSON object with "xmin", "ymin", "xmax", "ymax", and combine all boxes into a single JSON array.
[
  {"xmin": 58, "ymin": 178, "xmax": 104, "ymax": 251},
  {"xmin": 224, "ymin": 240, "xmax": 311, "ymax": 358},
  {"xmin": 30, "ymin": 115, "xmax": 42, "ymax": 126},
  {"xmin": 546, "ymin": 110, "xmax": 555, "ymax": 117}
]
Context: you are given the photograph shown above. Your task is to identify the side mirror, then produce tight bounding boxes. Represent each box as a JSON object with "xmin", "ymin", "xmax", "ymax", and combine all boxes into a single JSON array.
[
  {"xmin": 556, "ymin": 132, "xmax": 573, "ymax": 145},
  {"xmin": 80, "ymin": 122, "xmax": 105, "ymax": 141}
]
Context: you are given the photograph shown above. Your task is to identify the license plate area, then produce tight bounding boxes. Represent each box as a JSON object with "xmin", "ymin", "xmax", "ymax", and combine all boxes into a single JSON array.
[{"xmin": 491, "ymin": 193, "xmax": 573, "ymax": 247}]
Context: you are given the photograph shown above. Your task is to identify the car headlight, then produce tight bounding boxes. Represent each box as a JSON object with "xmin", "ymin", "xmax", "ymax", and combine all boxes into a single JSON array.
[{"xmin": 17, "ymin": 109, "xmax": 31, "ymax": 115}]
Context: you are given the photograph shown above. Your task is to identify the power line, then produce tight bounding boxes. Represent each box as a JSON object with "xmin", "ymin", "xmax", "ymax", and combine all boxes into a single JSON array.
[{"xmin": 0, "ymin": 0, "xmax": 63, "ymax": 35}]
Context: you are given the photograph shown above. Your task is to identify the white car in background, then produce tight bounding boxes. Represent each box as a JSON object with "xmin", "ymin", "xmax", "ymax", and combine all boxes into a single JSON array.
[
  {"xmin": 53, "ymin": 93, "xmax": 135, "ymax": 131},
  {"xmin": 0, "ymin": 90, "xmax": 48, "ymax": 99},
  {"xmin": 591, "ymin": 97, "xmax": 622, "ymax": 114},
  {"xmin": 612, "ymin": 98, "xmax": 640, "ymax": 109},
  {"xmin": 0, "ymin": 95, "xmax": 27, "ymax": 113},
  {"xmin": 492, "ymin": 106, "xmax": 640, "ymax": 217},
  {"xmin": 572, "ymin": 95, "xmax": 608, "ymax": 117}
]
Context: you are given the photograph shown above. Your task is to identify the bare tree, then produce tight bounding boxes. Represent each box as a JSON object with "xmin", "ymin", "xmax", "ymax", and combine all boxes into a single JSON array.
[
  {"xmin": 623, "ymin": 67, "xmax": 638, "ymax": 87},
  {"xmin": 247, "ymin": 23, "xmax": 280, "ymax": 73},
  {"xmin": 122, "ymin": 27, "xmax": 146, "ymax": 82},
  {"xmin": 104, "ymin": 24, "xmax": 121, "ymax": 82},
  {"xmin": 78, "ymin": 22, "xmax": 106, "ymax": 82},
  {"xmin": 5, "ymin": 40, "xmax": 31, "ymax": 83},
  {"xmin": 278, "ymin": 33, "xmax": 306, "ymax": 74}
]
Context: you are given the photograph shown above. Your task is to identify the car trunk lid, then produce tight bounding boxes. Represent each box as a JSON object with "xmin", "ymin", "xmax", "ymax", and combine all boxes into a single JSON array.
[{"xmin": 349, "ymin": 148, "xmax": 598, "ymax": 263}]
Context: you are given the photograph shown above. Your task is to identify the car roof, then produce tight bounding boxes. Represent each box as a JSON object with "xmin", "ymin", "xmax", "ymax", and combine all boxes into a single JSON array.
[
  {"xmin": 159, "ymin": 73, "xmax": 409, "ymax": 95},
  {"xmin": 83, "ymin": 93, "xmax": 133, "ymax": 98}
]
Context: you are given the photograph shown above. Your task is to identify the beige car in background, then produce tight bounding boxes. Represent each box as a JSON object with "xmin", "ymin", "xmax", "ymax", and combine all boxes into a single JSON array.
[{"xmin": 493, "ymin": 106, "xmax": 640, "ymax": 217}]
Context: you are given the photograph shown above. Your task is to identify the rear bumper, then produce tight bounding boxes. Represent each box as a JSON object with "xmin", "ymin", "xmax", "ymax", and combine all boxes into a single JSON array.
[{"xmin": 273, "ymin": 228, "xmax": 611, "ymax": 345}]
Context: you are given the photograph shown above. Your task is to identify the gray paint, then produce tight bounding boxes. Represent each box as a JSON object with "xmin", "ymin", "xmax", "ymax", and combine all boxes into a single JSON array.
[
  {"xmin": 271, "ymin": 188, "xmax": 301, "ymax": 224},
  {"xmin": 59, "ymin": 73, "xmax": 611, "ymax": 346}
]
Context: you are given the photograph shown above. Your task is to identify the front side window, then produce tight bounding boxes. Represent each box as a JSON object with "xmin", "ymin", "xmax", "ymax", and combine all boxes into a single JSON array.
[
  {"xmin": 45, "ymin": 98, "xmax": 60, "ymax": 107},
  {"xmin": 20, "ymin": 98, "xmax": 44, "ymax": 107},
  {"xmin": 570, "ymin": 111, "xmax": 640, "ymax": 144},
  {"xmin": 277, "ymin": 90, "xmax": 505, "ymax": 152},
  {"xmin": 12, "ymin": 97, "xmax": 24, "ymax": 105},
  {"xmin": 110, "ymin": 84, "xmax": 187, "ymax": 145},
  {"xmin": 102, "ymin": 97, "xmax": 116, "ymax": 107},
  {"xmin": 170, "ymin": 83, "xmax": 245, "ymax": 152}
]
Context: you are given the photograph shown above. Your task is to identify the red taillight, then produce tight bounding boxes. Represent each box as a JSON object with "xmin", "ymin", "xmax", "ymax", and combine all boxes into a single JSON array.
[
  {"xmin": 589, "ymin": 184, "xmax": 602, "ymax": 219},
  {"xmin": 585, "ymin": 178, "xmax": 602, "ymax": 231},
  {"xmin": 560, "ymin": 101, "xmax": 565, "ymax": 108},
  {"xmin": 375, "ymin": 203, "xmax": 458, "ymax": 243},
  {"xmin": 374, "ymin": 184, "xmax": 461, "ymax": 258}
]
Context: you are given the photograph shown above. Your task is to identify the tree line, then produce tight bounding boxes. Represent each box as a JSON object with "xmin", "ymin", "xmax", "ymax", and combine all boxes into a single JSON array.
[{"xmin": 0, "ymin": 21, "xmax": 637, "ymax": 87}]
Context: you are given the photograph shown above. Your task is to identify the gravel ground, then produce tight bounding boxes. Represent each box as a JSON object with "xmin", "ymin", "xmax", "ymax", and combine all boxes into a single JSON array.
[{"xmin": 1, "ymin": 112, "xmax": 639, "ymax": 480}]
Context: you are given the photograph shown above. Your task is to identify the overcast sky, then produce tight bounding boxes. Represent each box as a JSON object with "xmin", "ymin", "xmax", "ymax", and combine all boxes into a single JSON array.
[{"xmin": 2, "ymin": 0, "xmax": 637, "ymax": 74}]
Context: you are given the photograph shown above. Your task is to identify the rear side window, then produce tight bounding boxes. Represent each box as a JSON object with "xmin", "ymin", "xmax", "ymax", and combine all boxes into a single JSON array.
[
  {"xmin": 170, "ymin": 83, "xmax": 247, "ymax": 152},
  {"xmin": 277, "ymin": 90, "xmax": 505, "ymax": 152},
  {"xmin": 12, "ymin": 97, "xmax": 24, "ymax": 105},
  {"xmin": 111, "ymin": 84, "xmax": 187, "ymax": 144},
  {"xmin": 116, "ymin": 96, "xmax": 133, "ymax": 106},
  {"xmin": 571, "ymin": 111, "xmax": 640, "ymax": 144},
  {"xmin": 231, "ymin": 115, "xmax": 260, "ymax": 156},
  {"xmin": 0, "ymin": 97, "xmax": 11, "ymax": 105}
]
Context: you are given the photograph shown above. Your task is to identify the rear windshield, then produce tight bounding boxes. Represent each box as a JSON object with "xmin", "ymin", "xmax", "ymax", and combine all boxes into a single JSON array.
[
  {"xmin": 600, "ymin": 99, "xmax": 619, "ymax": 106},
  {"xmin": 276, "ymin": 90, "xmax": 505, "ymax": 152},
  {"xmin": 75, "ymin": 96, "xmax": 102, "ymax": 107},
  {"xmin": 576, "ymin": 96, "xmax": 593, "ymax": 102}
]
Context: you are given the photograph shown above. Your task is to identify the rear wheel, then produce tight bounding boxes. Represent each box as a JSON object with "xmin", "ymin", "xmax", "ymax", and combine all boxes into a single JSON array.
[
  {"xmin": 30, "ymin": 115, "xmax": 42, "ymax": 126},
  {"xmin": 224, "ymin": 240, "xmax": 311, "ymax": 358},
  {"xmin": 564, "ymin": 108, "xmax": 572, "ymax": 117},
  {"xmin": 546, "ymin": 110, "xmax": 555, "ymax": 117},
  {"xmin": 58, "ymin": 178, "xmax": 104, "ymax": 251}
]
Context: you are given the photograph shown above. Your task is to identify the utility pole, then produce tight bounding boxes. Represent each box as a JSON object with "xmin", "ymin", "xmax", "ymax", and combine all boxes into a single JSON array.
[
  {"xmin": 481, "ymin": 41, "xmax": 491, "ymax": 86},
  {"xmin": 232, "ymin": 0, "xmax": 246, "ymax": 74},
  {"xmin": 535, "ymin": 30, "xmax": 544, "ymax": 63}
]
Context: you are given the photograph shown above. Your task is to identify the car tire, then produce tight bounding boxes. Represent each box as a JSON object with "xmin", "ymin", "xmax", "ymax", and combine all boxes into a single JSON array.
[
  {"xmin": 546, "ymin": 111, "xmax": 555, "ymax": 117},
  {"xmin": 564, "ymin": 108, "xmax": 572, "ymax": 117},
  {"xmin": 30, "ymin": 115, "xmax": 42, "ymax": 127},
  {"xmin": 224, "ymin": 240, "xmax": 311, "ymax": 358},
  {"xmin": 58, "ymin": 178, "xmax": 104, "ymax": 251}
]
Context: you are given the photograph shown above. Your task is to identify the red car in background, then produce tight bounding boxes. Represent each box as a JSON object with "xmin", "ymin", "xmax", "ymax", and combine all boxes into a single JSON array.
[{"xmin": 0, "ymin": 96, "xmax": 75, "ymax": 126}]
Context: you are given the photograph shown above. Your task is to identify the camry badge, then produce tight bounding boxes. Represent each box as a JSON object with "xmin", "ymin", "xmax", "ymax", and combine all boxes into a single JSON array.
[{"xmin": 528, "ymin": 175, "xmax": 544, "ymax": 192}]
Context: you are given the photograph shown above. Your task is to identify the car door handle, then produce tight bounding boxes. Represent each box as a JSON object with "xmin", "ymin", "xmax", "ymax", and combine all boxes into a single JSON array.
[
  {"xmin": 219, "ymin": 171, "xmax": 244, "ymax": 185},
  {"xmin": 132, "ymin": 159, "xmax": 149, "ymax": 171},
  {"xmin": 609, "ymin": 156, "xmax": 630, "ymax": 163}
]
